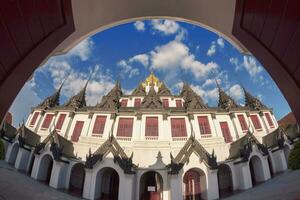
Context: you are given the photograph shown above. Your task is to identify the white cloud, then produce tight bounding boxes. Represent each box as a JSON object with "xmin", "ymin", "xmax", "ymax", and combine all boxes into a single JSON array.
[
  {"xmin": 242, "ymin": 56, "xmax": 263, "ymax": 77},
  {"xmin": 38, "ymin": 58, "xmax": 115, "ymax": 105},
  {"xmin": 217, "ymin": 38, "xmax": 225, "ymax": 48},
  {"xmin": 150, "ymin": 40, "xmax": 218, "ymax": 79},
  {"xmin": 190, "ymin": 84, "xmax": 218, "ymax": 102},
  {"xmin": 207, "ymin": 38, "xmax": 225, "ymax": 57},
  {"xmin": 134, "ymin": 21, "xmax": 145, "ymax": 31},
  {"xmin": 9, "ymin": 81, "xmax": 42, "ymax": 127},
  {"xmin": 207, "ymin": 42, "xmax": 216, "ymax": 56},
  {"xmin": 117, "ymin": 60, "xmax": 140, "ymax": 78},
  {"xmin": 228, "ymin": 84, "xmax": 243, "ymax": 101},
  {"xmin": 129, "ymin": 54, "xmax": 149, "ymax": 67},
  {"xmin": 67, "ymin": 38, "xmax": 94, "ymax": 61},
  {"xmin": 151, "ymin": 19, "xmax": 180, "ymax": 35},
  {"xmin": 230, "ymin": 56, "xmax": 264, "ymax": 84}
]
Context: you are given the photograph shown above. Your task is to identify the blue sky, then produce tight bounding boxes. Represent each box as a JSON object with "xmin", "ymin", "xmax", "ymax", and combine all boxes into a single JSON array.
[{"xmin": 9, "ymin": 19, "xmax": 291, "ymax": 126}]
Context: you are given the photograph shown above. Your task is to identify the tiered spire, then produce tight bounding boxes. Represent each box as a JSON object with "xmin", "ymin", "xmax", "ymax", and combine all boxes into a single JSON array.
[
  {"xmin": 157, "ymin": 82, "xmax": 172, "ymax": 96},
  {"xmin": 97, "ymin": 81, "xmax": 123, "ymax": 110},
  {"xmin": 141, "ymin": 85, "xmax": 163, "ymax": 109},
  {"xmin": 37, "ymin": 81, "xmax": 64, "ymax": 109},
  {"xmin": 131, "ymin": 82, "xmax": 146, "ymax": 96},
  {"xmin": 216, "ymin": 81, "xmax": 239, "ymax": 110},
  {"xmin": 180, "ymin": 82, "xmax": 207, "ymax": 110},
  {"xmin": 63, "ymin": 80, "xmax": 88, "ymax": 109},
  {"xmin": 242, "ymin": 86, "xmax": 267, "ymax": 110}
]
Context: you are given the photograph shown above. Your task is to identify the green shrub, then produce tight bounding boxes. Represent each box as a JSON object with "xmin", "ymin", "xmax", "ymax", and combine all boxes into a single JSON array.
[
  {"xmin": 288, "ymin": 140, "xmax": 300, "ymax": 170},
  {"xmin": 0, "ymin": 139, "xmax": 5, "ymax": 160}
]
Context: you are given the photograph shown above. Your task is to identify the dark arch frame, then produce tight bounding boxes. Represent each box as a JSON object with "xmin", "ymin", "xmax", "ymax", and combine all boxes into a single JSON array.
[
  {"xmin": 217, "ymin": 164, "xmax": 233, "ymax": 198},
  {"xmin": 139, "ymin": 170, "xmax": 164, "ymax": 200},
  {"xmin": 69, "ymin": 163, "xmax": 86, "ymax": 197}
]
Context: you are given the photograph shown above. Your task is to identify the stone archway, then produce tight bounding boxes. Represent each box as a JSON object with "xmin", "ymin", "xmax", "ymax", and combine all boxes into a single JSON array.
[
  {"xmin": 183, "ymin": 168, "xmax": 206, "ymax": 200},
  {"xmin": 69, "ymin": 163, "xmax": 85, "ymax": 197},
  {"xmin": 217, "ymin": 164, "xmax": 233, "ymax": 198},
  {"xmin": 36, "ymin": 154, "xmax": 53, "ymax": 185},
  {"xmin": 94, "ymin": 167, "xmax": 119, "ymax": 200},
  {"xmin": 249, "ymin": 155, "xmax": 264, "ymax": 186},
  {"xmin": 139, "ymin": 171, "xmax": 163, "ymax": 200},
  {"xmin": 7, "ymin": 143, "xmax": 19, "ymax": 165}
]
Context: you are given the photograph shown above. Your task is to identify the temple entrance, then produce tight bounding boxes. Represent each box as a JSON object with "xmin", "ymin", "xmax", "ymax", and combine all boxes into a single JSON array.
[
  {"xmin": 217, "ymin": 164, "xmax": 233, "ymax": 198},
  {"xmin": 95, "ymin": 167, "xmax": 119, "ymax": 200},
  {"xmin": 283, "ymin": 145, "xmax": 291, "ymax": 164},
  {"xmin": 249, "ymin": 156, "xmax": 264, "ymax": 186},
  {"xmin": 7, "ymin": 143, "xmax": 19, "ymax": 165},
  {"xmin": 139, "ymin": 171, "xmax": 163, "ymax": 200},
  {"xmin": 37, "ymin": 154, "xmax": 53, "ymax": 185},
  {"xmin": 69, "ymin": 163, "xmax": 85, "ymax": 197},
  {"xmin": 69, "ymin": 163, "xmax": 85, "ymax": 196},
  {"xmin": 183, "ymin": 168, "xmax": 206, "ymax": 200}
]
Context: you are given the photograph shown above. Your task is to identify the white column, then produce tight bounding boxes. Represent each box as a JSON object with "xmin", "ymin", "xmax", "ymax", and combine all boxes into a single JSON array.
[
  {"xmin": 206, "ymin": 169, "xmax": 219, "ymax": 200},
  {"xmin": 270, "ymin": 150, "xmax": 287, "ymax": 173},
  {"xmin": 169, "ymin": 173, "xmax": 183, "ymax": 200},
  {"xmin": 14, "ymin": 148, "xmax": 31, "ymax": 171},
  {"xmin": 230, "ymin": 113, "xmax": 239, "ymax": 140},
  {"xmin": 31, "ymin": 154, "xmax": 41, "ymax": 179},
  {"xmin": 83, "ymin": 169, "xmax": 93, "ymax": 199},
  {"xmin": 119, "ymin": 174, "xmax": 134, "ymax": 200},
  {"xmin": 49, "ymin": 161, "xmax": 69, "ymax": 189},
  {"xmin": 238, "ymin": 162, "xmax": 252, "ymax": 190}
]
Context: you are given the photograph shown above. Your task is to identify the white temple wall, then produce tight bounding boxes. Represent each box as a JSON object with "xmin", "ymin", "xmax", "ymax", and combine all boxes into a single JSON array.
[
  {"xmin": 67, "ymin": 113, "xmax": 90, "ymax": 139},
  {"xmin": 53, "ymin": 111, "xmax": 72, "ymax": 136},
  {"xmin": 270, "ymin": 150, "xmax": 287, "ymax": 173},
  {"xmin": 83, "ymin": 155, "xmax": 134, "ymax": 200},
  {"xmin": 14, "ymin": 147, "xmax": 31, "ymax": 171},
  {"xmin": 214, "ymin": 114, "xmax": 236, "ymax": 142},
  {"xmin": 5, "ymin": 141, "xmax": 19, "ymax": 165},
  {"xmin": 50, "ymin": 160, "xmax": 69, "ymax": 189}
]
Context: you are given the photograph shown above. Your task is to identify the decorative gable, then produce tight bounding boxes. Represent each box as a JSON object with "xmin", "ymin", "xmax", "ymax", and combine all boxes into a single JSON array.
[
  {"xmin": 141, "ymin": 85, "xmax": 163, "ymax": 109},
  {"xmin": 85, "ymin": 134, "xmax": 136, "ymax": 174},
  {"xmin": 167, "ymin": 135, "xmax": 217, "ymax": 174}
]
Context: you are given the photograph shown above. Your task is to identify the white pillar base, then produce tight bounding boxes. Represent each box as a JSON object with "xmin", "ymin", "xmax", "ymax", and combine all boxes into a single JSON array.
[
  {"xmin": 206, "ymin": 169, "xmax": 219, "ymax": 200},
  {"xmin": 49, "ymin": 161, "xmax": 69, "ymax": 189},
  {"xmin": 14, "ymin": 148, "xmax": 31, "ymax": 171}
]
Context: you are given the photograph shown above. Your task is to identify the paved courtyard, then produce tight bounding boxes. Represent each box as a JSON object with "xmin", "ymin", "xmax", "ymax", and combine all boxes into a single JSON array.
[{"xmin": 0, "ymin": 160, "xmax": 300, "ymax": 200}]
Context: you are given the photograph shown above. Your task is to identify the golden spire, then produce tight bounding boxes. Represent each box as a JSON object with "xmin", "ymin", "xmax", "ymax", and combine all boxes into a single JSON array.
[{"xmin": 142, "ymin": 71, "xmax": 162, "ymax": 89}]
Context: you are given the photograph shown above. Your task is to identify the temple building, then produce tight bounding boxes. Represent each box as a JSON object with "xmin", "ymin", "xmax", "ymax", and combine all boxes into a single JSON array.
[{"xmin": 1, "ymin": 72, "xmax": 299, "ymax": 200}]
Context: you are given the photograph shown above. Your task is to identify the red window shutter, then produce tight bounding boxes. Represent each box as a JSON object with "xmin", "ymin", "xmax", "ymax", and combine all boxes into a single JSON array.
[
  {"xmin": 55, "ymin": 114, "xmax": 66, "ymax": 130},
  {"xmin": 121, "ymin": 99, "xmax": 128, "ymax": 107},
  {"xmin": 220, "ymin": 122, "xmax": 232, "ymax": 143},
  {"xmin": 162, "ymin": 99, "xmax": 169, "ymax": 108},
  {"xmin": 41, "ymin": 114, "xmax": 54, "ymax": 129},
  {"xmin": 145, "ymin": 117, "xmax": 159, "ymax": 136},
  {"xmin": 134, "ymin": 98, "xmax": 141, "ymax": 107},
  {"xmin": 264, "ymin": 113, "xmax": 274, "ymax": 127},
  {"xmin": 197, "ymin": 116, "xmax": 211, "ymax": 135},
  {"xmin": 176, "ymin": 100, "xmax": 182, "ymax": 108},
  {"xmin": 92, "ymin": 116, "xmax": 107, "ymax": 135},
  {"xmin": 71, "ymin": 121, "xmax": 84, "ymax": 142},
  {"xmin": 250, "ymin": 115, "xmax": 262, "ymax": 130},
  {"xmin": 117, "ymin": 118, "xmax": 133, "ymax": 137},
  {"xmin": 171, "ymin": 118, "xmax": 187, "ymax": 137},
  {"xmin": 30, "ymin": 112, "xmax": 40, "ymax": 126},
  {"xmin": 237, "ymin": 114, "xmax": 248, "ymax": 131}
]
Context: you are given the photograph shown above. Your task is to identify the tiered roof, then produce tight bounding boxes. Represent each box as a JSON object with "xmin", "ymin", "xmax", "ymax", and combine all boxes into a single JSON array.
[
  {"xmin": 63, "ymin": 80, "xmax": 88, "ymax": 109},
  {"xmin": 34, "ymin": 72, "xmax": 271, "ymax": 112},
  {"xmin": 37, "ymin": 81, "xmax": 64, "ymax": 109},
  {"xmin": 96, "ymin": 81, "xmax": 123, "ymax": 110},
  {"xmin": 216, "ymin": 81, "xmax": 239, "ymax": 110},
  {"xmin": 180, "ymin": 83, "xmax": 207, "ymax": 110},
  {"xmin": 243, "ymin": 86, "xmax": 267, "ymax": 110}
]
